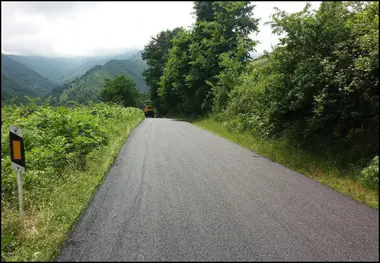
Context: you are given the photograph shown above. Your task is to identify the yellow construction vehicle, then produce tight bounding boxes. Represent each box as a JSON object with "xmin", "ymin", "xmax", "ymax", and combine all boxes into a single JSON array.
[{"xmin": 143, "ymin": 105, "xmax": 154, "ymax": 118}]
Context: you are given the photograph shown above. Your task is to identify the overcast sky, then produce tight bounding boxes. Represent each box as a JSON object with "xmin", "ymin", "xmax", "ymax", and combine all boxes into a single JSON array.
[{"xmin": 1, "ymin": 1, "xmax": 321, "ymax": 57}]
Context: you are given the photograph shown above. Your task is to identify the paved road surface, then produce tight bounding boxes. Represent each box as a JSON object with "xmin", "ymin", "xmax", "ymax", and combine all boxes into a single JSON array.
[{"xmin": 56, "ymin": 118, "xmax": 379, "ymax": 261}]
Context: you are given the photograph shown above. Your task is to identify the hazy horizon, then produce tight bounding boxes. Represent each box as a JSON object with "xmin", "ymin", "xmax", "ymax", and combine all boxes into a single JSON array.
[{"xmin": 1, "ymin": 48, "xmax": 141, "ymax": 58}]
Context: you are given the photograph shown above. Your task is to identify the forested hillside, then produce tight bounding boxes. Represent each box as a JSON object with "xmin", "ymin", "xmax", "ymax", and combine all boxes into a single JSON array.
[
  {"xmin": 52, "ymin": 50, "xmax": 141, "ymax": 85},
  {"xmin": 1, "ymin": 51, "xmax": 147, "ymax": 104},
  {"xmin": 1, "ymin": 54, "xmax": 56, "ymax": 104},
  {"xmin": 6, "ymin": 55, "xmax": 85, "ymax": 82},
  {"xmin": 51, "ymin": 58, "xmax": 148, "ymax": 105},
  {"xmin": 142, "ymin": 2, "xmax": 379, "ymax": 201},
  {"xmin": 6, "ymin": 49, "xmax": 140, "ymax": 83}
]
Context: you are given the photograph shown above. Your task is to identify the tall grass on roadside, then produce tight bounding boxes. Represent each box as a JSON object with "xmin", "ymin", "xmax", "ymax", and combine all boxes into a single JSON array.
[
  {"xmin": 192, "ymin": 117, "xmax": 379, "ymax": 209},
  {"xmin": 1, "ymin": 101, "xmax": 144, "ymax": 261}
]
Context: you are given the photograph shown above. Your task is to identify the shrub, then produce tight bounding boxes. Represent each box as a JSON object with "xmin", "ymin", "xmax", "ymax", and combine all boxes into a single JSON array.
[{"xmin": 360, "ymin": 156, "xmax": 379, "ymax": 189}]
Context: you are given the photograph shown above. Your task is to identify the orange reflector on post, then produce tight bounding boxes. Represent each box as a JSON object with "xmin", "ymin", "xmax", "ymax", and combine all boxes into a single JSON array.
[
  {"xmin": 12, "ymin": 140, "xmax": 22, "ymax": 160},
  {"xmin": 10, "ymin": 125, "xmax": 26, "ymax": 173}
]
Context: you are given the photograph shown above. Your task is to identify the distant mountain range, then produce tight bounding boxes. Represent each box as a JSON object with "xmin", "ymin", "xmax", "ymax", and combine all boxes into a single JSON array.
[
  {"xmin": 51, "ymin": 58, "xmax": 149, "ymax": 105},
  {"xmin": 1, "ymin": 54, "xmax": 56, "ymax": 104},
  {"xmin": 1, "ymin": 49, "xmax": 148, "ymax": 105}
]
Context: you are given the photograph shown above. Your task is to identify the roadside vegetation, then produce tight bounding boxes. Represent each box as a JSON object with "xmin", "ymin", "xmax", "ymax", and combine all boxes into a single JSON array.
[
  {"xmin": 100, "ymin": 75, "xmax": 141, "ymax": 108},
  {"xmin": 1, "ymin": 99, "xmax": 144, "ymax": 261},
  {"xmin": 142, "ymin": 1, "xmax": 379, "ymax": 207}
]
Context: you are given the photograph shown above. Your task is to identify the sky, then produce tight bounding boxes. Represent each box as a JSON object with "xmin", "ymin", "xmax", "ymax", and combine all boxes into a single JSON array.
[{"xmin": 1, "ymin": 1, "xmax": 321, "ymax": 57}]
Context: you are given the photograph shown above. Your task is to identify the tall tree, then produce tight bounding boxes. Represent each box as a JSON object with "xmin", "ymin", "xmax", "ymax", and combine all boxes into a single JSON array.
[
  {"xmin": 187, "ymin": 1, "xmax": 259, "ymax": 113},
  {"xmin": 145, "ymin": 1, "xmax": 259, "ymax": 115},
  {"xmin": 100, "ymin": 75, "xmax": 140, "ymax": 107},
  {"xmin": 193, "ymin": 1, "xmax": 214, "ymax": 22},
  {"xmin": 159, "ymin": 29, "xmax": 193, "ymax": 114},
  {"xmin": 141, "ymin": 28, "xmax": 181, "ymax": 115},
  {"xmin": 225, "ymin": 1, "xmax": 379, "ymax": 159}
]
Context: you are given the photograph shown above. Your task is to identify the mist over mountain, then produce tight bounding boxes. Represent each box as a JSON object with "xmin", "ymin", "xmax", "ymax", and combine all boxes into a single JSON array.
[
  {"xmin": 1, "ymin": 54, "xmax": 56, "ymax": 104},
  {"xmin": 1, "ymin": 49, "xmax": 148, "ymax": 105}
]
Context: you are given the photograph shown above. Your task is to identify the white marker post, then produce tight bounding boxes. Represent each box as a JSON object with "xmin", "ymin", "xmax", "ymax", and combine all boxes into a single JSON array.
[
  {"xmin": 9, "ymin": 125, "xmax": 26, "ymax": 219},
  {"xmin": 17, "ymin": 170, "xmax": 24, "ymax": 218}
]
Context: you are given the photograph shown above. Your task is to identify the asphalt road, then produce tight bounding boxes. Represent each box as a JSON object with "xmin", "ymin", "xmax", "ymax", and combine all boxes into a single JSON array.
[{"xmin": 56, "ymin": 118, "xmax": 379, "ymax": 262}]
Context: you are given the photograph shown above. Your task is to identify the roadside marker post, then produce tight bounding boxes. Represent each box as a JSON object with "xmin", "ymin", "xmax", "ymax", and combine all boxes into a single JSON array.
[{"xmin": 9, "ymin": 125, "xmax": 26, "ymax": 219}]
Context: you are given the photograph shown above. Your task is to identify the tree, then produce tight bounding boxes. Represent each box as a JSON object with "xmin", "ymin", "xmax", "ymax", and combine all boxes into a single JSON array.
[
  {"xmin": 157, "ymin": 1, "xmax": 260, "ymax": 115},
  {"xmin": 193, "ymin": 1, "xmax": 214, "ymax": 22},
  {"xmin": 159, "ymin": 28, "xmax": 193, "ymax": 115},
  {"xmin": 226, "ymin": 1, "xmax": 379, "ymax": 160},
  {"xmin": 141, "ymin": 28, "xmax": 182, "ymax": 115},
  {"xmin": 100, "ymin": 75, "xmax": 140, "ymax": 107},
  {"xmin": 141, "ymin": 2, "xmax": 259, "ymax": 116},
  {"xmin": 264, "ymin": 1, "xmax": 379, "ymax": 158},
  {"xmin": 187, "ymin": 1, "xmax": 260, "ymax": 113}
]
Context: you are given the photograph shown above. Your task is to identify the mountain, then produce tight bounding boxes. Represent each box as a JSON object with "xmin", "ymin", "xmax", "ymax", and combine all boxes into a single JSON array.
[
  {"xmin": 52, "ymin": 58, "xmax": 149, "ymax": 105},
  {"xmin": 129, "ymin": 51, "xmax": 143, "ymax": 60},
  {"xmin": 52, "ymin": 50, "xmax": 141, "ymax": 86},
  {"xmin": 5, "ymin": 49, "xmax": 141, "ymax": 84},
  {"xmin": 5, "ymin": 55, "xmax": 84, "ymax": 82},
  {"xmin": 1, "ymin": 50, "xmax": 146, "ymax": 105},
  {"xmin": 52, "ymin": 57, "xmax": 111, "ymax": 86},
  {"xmin": 1, "ymin": 54, "xmax": 56, "ymax": 104}
]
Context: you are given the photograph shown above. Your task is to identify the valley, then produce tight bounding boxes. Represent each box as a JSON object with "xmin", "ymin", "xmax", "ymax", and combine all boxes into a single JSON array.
[{"xmin": 1, "ymin": 50, "xmax": 148, "ymax": 105}]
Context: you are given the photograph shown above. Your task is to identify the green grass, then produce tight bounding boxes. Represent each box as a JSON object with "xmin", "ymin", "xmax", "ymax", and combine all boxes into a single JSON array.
[
  {"xmin": 1, "ymin": 105, "xmax": 144, "ymax": 262},
  {"xmin": 192, "ymin": 118, "xmax": 379, "ymax": 209},
  {"xmin": 251, "ymin": 58, "xmax": 269, "ymax": 68}
]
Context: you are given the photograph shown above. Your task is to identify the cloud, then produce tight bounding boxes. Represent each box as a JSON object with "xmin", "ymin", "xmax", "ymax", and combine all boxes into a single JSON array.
[
  {"xmin": 252, "ymin": 1, "xmax": 321, "ymax": 54},
  {"xmin": 1, "ymin": 1, "xmax": 195, "ymax": 56},
  {"xmin": 3, "ymin": 2, "xmax": 97, "ymax": 19},
  {"xmin": 1, "ymin": 1, "xmax": 321, "ymax": 57}
]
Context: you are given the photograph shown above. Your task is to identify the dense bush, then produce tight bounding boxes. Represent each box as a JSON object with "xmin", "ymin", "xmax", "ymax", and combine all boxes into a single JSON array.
[
  {"xmin": 226, "ymin": 1, "xmax": 379, "ymax": 163},
  {"xmin": 1, "ymin": 101, "xmax": 143, "ymax": 204},
  {"xmin": 100, "ymin": 75, "xmax": 141, "ymax": 108},
  {"xmin": 360, "ymin": 156, "xmax": 379, "ymax": 189}
]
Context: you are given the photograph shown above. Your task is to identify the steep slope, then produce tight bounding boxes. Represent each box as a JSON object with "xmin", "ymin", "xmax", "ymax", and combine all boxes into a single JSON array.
[
  {"xmin": 101, "ymin": 58, "xmax": 147, "ymax": 89},
  {"xmin": 53, "ymin": 50, "xmax": 140, "ymax": 86},
  {"xmin": 53, "ymin": 58, "xmax": 148, "ymax": 105},
  {"xmin": 251, "ymin": 57, "xmax": 269, "ymax": 68},
  {"xmin": 1, "ymin": 54, "xmax": 56, "ymax": 103},
  {"xmin": 52, "ymin": 59, "xmax": 108, "ymax": 86},
  {"xmin": 6, "ymin": 49, "xmax": 141, "ymax": 84},
  {"xmin": 5, "ymin": 55, "xmax": 83, "ymax": 81}
]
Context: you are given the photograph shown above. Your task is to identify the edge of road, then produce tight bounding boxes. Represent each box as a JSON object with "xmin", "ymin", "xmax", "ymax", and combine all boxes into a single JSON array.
[
  {"xmin": 52, "ymin": 117, "xmax": 147, "ymax": 261},
  {"xmin": 188, "ymin": 118, "xmax": 379, "ymax": 210}
]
